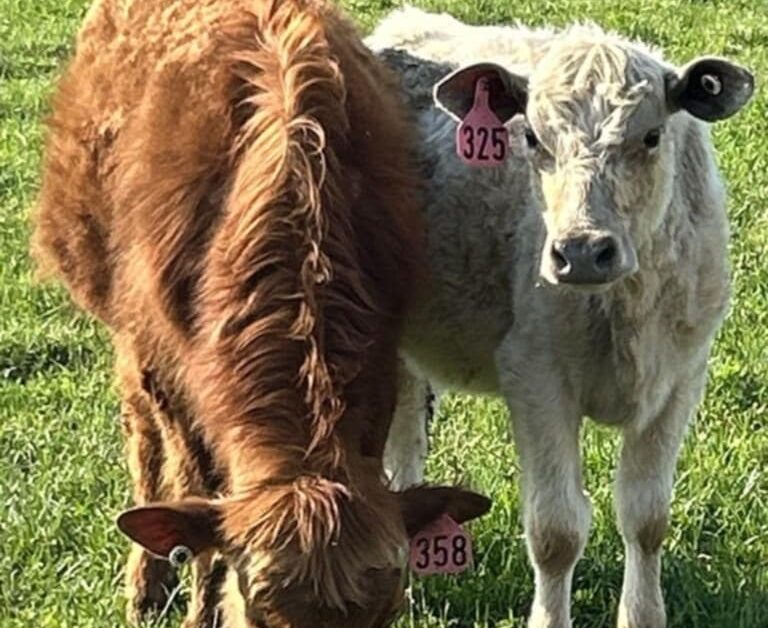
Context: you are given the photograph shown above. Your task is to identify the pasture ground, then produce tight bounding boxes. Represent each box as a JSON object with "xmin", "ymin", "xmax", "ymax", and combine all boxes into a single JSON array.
[{"xmin": 0, "ymin": 0, "xmax": 766, "ymax": 626}]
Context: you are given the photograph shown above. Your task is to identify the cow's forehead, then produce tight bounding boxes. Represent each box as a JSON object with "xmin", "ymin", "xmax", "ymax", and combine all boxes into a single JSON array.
[{"xmin": 527, "ymin": 31, "xmax": 667, "ymax": 147}]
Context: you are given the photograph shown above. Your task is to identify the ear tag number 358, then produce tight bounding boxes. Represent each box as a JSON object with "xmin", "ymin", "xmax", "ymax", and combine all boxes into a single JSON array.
[
  {"xmin": 409, "ymin": 514, "xmax": 474, "ymax": 576},
  {"xmin": 456, "ymin": 77, "xmax": 509, "ymax": 167}
]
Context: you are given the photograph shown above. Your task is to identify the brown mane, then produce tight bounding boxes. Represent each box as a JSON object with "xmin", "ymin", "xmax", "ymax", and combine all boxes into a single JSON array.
[
  {"xmin": 184, "ymin": 2, "xmax": 421, "ymax": 606},
  {"xmin": 193, "ymin": 1, "xmax": 378, "ymax": 478}
]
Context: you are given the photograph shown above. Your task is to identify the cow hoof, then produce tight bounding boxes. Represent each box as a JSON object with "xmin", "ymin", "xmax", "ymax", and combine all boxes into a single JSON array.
[{"xmin": 617, "ymin": 599, "xmax": 667, "ymax": 628}]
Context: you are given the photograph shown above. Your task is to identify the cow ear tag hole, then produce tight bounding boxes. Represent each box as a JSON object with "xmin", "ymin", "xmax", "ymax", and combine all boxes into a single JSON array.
[
  {"xmin": 456, "ymin": 78, "xmax": 509, "ymax": 167},
  {"xmin": 700, "ymin": 73, "xmax": 722, "ymax": 96}
]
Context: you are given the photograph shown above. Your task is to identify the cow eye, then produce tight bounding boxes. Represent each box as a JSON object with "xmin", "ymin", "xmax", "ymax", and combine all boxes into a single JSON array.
[
  {"xmin": 525, "ymin": 128, "xmax": 539, "ymax": 149},
  {"xmin": 524, "ymin": 127, "xmax": 554, "ymax": 171},
  {"xmin": 643, "ymin": 128, "xmax": 662, "ymax": 149}
]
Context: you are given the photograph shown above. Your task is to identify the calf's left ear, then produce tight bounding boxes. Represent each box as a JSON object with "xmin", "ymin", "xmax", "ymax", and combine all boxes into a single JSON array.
[
  {"xmin": 667, "ymin": 57, "xmax": 754, "ymax": 121},
  {"xmin": 117, "ymin": 499, "xmax": 221, "ymax": 560},
  {"xmin": 397, "ymin": 485, "xmax": 492, "ymax": 537}
]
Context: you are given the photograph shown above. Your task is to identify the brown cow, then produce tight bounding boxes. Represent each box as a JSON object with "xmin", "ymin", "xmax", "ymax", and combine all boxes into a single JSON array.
[{"xmin": 31, "ymin": 1, "xmax": 491, "ymax": 626}]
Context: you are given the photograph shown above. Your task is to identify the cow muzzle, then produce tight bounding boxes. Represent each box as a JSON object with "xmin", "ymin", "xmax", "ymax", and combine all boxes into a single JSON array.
[{"xmin": 543, "ymin": 230, "xmax": 637, "ymax": 287}]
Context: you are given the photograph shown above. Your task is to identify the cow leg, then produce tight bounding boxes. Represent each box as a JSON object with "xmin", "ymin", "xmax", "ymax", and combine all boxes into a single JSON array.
[
  {"xmin": 383, "ymin": 360, "xmax": 433, "ymax": 490},
  {"xmin": 180, "ymin": 555, "xmax": 229, "ymax": 628},
  {"xmin": 615, "ymin": 382, "xmax": 697, "ymax": 628},
  {"xmin": 514, "ymin": 407, "xmax": 590, "ymax": 628},
  {"xmin": 150, "ymin": 391, "xmax": 226, "ymax": 628},
  {"xmin": 120, "ymin": 392, "xmax": 179, "ymax": 623},
  {"xmin": 497, "ymin": 340, "xmax": 590, "ymax": 628}
]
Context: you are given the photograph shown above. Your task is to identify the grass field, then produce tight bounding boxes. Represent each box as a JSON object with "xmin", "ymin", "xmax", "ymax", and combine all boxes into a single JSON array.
[{"xmin": 1, "ymin": 0, "xmax": 766, "ymax": 626}]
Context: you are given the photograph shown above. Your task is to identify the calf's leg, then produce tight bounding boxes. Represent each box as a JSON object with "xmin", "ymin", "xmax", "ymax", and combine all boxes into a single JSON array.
[
  {"xmin": 149, "ymin": 387, "xmax": 225, "ymax": 627},
  {"xmin": 517, "ymin": 411, "xmax": 590, "ymax": 628},
  {"xmin": 496, "ymin": 335, "xmax": 592, "ymax": 628},
  {"xmin": 615, "ymin": 379, "xmax": 700, "ymax": 628},
  {"xmin": 501, "ymin": 389, "xmax": 590, "ymax": 627},
  {"xmin": 119, "ymin": 390, "xmax": 179, "ymax": 623},
  {"xmin": 180, "ymin": 555, "xmax": 229, "ymax": 628},
  {"xmin": 383, "ymin": 360, "xmax": 433, "ymax": 490},
  {"xmin": 498, "ymin": 341, "xmax": 590, "ymax": 628}
]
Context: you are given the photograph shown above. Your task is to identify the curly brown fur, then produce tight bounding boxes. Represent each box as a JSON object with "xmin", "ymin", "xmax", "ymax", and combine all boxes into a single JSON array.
[{"xmin": 31, "ymin": 0, "xmax": 453, "ymax": 626}]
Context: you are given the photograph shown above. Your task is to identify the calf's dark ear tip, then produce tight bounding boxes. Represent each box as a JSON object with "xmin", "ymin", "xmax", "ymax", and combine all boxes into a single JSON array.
[
  {"xmin": 454, "ymin": 490, "xmax": 492, "ymax": 523},
  {"xmin": 115, "ymin": 508, "xmax": 139, "ymax": 537},
  {"xmin": 471, "ymin": 492, "xmax": 493, "ymax": 517},
  {"xmin": 115, "ymin": 509, "xmax": 129, "ymax": 530}
]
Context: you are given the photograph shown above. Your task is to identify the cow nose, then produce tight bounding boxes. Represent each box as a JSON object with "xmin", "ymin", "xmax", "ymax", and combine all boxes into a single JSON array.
[{"xmin": 551, "ymin": 233, "xmax": 621, "ymax": 285}]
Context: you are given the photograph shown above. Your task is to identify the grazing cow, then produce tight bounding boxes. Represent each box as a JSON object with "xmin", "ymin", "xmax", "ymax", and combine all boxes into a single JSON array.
[
  {"xmin": 368, "ymin": 7, "xmax": 754, "ymax": 628},
  {"xmin": 31, "ymin": 1, "xmax": 492, "ymax": 626}
]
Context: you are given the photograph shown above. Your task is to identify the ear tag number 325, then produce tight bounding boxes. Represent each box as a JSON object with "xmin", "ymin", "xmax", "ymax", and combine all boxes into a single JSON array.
[
  {"xmin": 456, "ymin": 77, "xmax": 509, "ymax": 167},
  {"xmin": 409, "ymin": 514, "xmax": 474, "ymax": 576}
]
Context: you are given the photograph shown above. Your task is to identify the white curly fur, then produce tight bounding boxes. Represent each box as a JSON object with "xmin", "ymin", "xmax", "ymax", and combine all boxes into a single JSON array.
[{"xmin": 373, "ymin": 7, "xmax": 752, "ymax": 628}]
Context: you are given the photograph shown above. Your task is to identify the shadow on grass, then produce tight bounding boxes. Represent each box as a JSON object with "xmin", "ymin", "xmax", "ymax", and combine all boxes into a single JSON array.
[
  {"xmin": 407, "ymin": 545, "xmax": 768, "ymax": 627},
  {"xmin": 0, "ymin": 44, "xmax": 71, "ymax": 80},
  {"xmin": 0, "ymin": 338, "xmax": 96, "ymax": 384}
]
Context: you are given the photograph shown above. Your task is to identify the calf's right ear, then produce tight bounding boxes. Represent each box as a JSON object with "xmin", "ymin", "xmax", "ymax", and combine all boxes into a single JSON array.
[{"xmin": 434, "ymin": 62, "xmax": 528, "ymax": 124}]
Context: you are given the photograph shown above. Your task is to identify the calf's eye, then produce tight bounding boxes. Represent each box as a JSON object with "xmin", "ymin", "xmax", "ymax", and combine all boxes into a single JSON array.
[
  {"xmin": 643, "ymin": 128, "xmax": 662, "ymax": 149},
  {"xmin": 525, "ymin": 129, "xmax": 539, "ymax": 149}
]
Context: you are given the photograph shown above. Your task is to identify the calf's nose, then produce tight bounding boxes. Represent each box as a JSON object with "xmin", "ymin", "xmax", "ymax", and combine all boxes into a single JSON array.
[{"xmin": 550, "ymin": 233, "xmax": 622, "ymax": 285}]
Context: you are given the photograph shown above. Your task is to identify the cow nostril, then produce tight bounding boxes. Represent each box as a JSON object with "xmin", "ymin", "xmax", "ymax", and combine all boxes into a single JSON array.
[
  {"xmin": 551, "ymin": 244, "xmax": 569, "ymax": 272},
  {"xmin": 594, "ymin": 239, "xmax": 618, "ymax": 270}
]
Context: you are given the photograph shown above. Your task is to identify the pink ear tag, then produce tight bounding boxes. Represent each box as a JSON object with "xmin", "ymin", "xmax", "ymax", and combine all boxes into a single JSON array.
[
  {"xmin": 456, "ymin": 77, "xmax": 509, "ymax": 167},
  {"xmin": 409, "ymin": 514, "xmax": 474, "ymax": 576}
]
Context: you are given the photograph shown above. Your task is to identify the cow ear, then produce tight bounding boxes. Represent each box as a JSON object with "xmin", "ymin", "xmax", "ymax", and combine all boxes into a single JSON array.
[
  {"xmin": 116, "ymin": 499, "xmax": 222, "ymax": 559},
  {"xmin": 434, "ymin": 62, "xmax": 528, "ymax": 124},
  {"xmin": 397, "ymin": 485, "xmax": 492, "ymax": 537},
  {"xmin": 667, "ymin": 57, "xmax": 754, "ymax": 122}
]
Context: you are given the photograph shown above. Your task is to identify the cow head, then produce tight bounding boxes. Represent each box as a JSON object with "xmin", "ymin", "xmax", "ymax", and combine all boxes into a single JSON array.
[
  {"xmin": 435, "ymin": 28, "xmax": 754, "ymax": 290},
  {"xmin": 117, "ymin": 482, "xmax": 490, "ymax": 627}
]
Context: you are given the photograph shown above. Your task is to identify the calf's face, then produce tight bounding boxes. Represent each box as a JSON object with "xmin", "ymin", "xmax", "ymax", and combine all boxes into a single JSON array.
[
  {"xmin": 117, "ymin": 484, "xmax": 490, "ymax": 627},
  {"xmin": 434, "ymin": 34, "xmax": 753, "ymax": 290}
]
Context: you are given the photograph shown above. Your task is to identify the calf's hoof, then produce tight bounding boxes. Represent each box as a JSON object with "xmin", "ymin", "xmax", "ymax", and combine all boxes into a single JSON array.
[
  {"xmin": 527, "ymin": 606, "xmax": 571, "ymax": 628},
  {"xmin": 617, "ymin": 598, "xmax": 666, "ymax": 628}
]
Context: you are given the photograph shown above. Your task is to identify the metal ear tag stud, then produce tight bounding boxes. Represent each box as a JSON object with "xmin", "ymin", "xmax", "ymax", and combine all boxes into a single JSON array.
[
  {"xmin": 701, "ymin": 74, "xmax": 723, "ymax": 96},
  {"xmin": 169, "ymin": 545, "xmax": 193, "ymax": 569}
]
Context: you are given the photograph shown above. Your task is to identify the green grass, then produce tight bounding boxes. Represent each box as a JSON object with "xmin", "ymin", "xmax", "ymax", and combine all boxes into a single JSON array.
[{"xmin": 0, "ymin": 0, "xmax": 766, "ymax": 626}]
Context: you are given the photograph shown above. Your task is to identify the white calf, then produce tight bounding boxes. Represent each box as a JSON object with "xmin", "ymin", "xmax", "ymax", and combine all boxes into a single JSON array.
[{"xmin": 372, "ymin": 8, "xmax": 754, "ymax": 627}]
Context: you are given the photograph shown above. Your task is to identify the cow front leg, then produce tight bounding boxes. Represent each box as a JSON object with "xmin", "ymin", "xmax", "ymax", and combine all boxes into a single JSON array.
[
  {"xmin": 506, "ymin": 397, "xmax": 591, "ymax": 628},
  {"xmin": 181, "ymin": 555, "xmax": 229, "ymax": 628},
  {"xmin": 615, "ymin": 381, "xmax": 698, "ymax": 628},
  {"xmin": 383, "ymin": 360, "xmax": 434, "ymax": 490},
  {"xmin": 119, "ymin": 393, "xmax": 179, "ymax": 624},
  {"xmin": 152, "ymin": 398, "xmax": 225, "ymax": 627}
]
